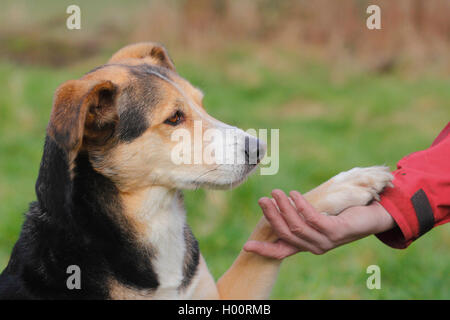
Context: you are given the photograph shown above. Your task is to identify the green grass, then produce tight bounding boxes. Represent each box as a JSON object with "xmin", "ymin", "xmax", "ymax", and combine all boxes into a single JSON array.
[{"xmin": 0, "ymin": 48, "xmax": 449, "ymax": 299}]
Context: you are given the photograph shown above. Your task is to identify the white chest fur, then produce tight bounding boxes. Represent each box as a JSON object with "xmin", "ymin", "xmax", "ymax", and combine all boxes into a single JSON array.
[
  {"xmin": 110, "ymin": 187, "xmax": 199, "ymax": 299},
  {"xmin": 139, "ymin": 188, "xmax": 186, "ymax": 298}
]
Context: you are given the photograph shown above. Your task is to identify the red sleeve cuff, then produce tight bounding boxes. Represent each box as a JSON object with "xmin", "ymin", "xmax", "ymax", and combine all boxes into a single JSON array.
[{"xmin": 375, "ymin": 180, "xmax": 418, "ymax": 249}]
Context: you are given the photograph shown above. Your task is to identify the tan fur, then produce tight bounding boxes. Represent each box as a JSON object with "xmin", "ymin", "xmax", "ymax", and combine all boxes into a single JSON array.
[
  {"xmin": 82, "ymin": 65, "xmax": 131, "ymax": 86},
  {"xmin": 120, "ymin": 189, "xmax": 155, "ymax": 236},
  {"xmin": 109, "ymin": 278, "xmax": 155, "ymax": 300},
  {"xmin": 109, "ymin": 42, "xmax": 176, "ymax": 71}
]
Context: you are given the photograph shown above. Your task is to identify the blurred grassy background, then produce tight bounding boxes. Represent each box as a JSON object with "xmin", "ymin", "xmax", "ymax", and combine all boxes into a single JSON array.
[{"xmin": 0, "ymin": 0, "xmax": 449, "ymax": 299}]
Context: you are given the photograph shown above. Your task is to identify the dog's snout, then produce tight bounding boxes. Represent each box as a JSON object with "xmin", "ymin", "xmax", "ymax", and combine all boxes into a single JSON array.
[{"xmin": 245, "ymin": 136, "xmax": 266, "ymax": 165}]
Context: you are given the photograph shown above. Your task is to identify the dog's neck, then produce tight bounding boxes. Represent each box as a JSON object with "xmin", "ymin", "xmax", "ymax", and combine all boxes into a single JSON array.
[
  {"xmin": 120, "ymin": 186, "xmax": 191, "ymax": 291},
  {"xmin": 119, "ymin": 186, "xmax": 186, "ymax": 242}
]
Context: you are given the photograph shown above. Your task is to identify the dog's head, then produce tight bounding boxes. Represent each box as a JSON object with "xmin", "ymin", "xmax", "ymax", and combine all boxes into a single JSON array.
[{"xmin": 47, "ymin": 42, "xmax": 265, "ymax": 192}]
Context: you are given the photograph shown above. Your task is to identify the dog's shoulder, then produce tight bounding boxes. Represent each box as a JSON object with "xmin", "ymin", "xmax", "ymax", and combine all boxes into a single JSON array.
[
  {"xmin": 0, "ymin": 202, "xmax": 49, "ymax": 299},
  {"xmin": 0, "ymin": 197, "xmax": 112, "ymax": 299}
]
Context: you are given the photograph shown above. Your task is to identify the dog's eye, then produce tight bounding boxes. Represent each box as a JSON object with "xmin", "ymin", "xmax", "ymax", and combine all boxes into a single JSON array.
[{"xmin": 164, "ymin": 110, "xmax": 184, "ymax": 126}]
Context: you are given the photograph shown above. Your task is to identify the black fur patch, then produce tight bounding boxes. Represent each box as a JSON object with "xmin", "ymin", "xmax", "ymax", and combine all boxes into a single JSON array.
[
  {"xmin": 179, "ymin": 224, "xmax": 200, "ymax": 290},
  {"xmin": 0, "ymin": 137, "xmax": 159, "ymax": 299},
  {"xmin": 128, "ymin": 63, "xmax": 172, "ymax": 80},
  {"xmin": 116, "ymin": 86, "xmax": 150, "ymax": 142},
  {"xmin": 116, "ymin": 65, "xmax": 169, "ymax": 142}
]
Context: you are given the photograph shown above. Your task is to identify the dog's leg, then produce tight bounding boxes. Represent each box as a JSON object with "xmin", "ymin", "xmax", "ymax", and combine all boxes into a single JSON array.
[{"xmin": 214, "ymin": 166, "xmax": 392, "ymax": 299}]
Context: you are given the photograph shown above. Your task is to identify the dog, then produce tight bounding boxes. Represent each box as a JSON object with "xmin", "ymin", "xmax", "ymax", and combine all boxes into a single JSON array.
[{"xmin": 0, "ymin": 42, "xmax": 392, "ymax": 299}]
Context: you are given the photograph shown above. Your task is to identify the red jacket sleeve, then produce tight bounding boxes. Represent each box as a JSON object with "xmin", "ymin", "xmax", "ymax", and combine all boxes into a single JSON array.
[{"xmin": 376, "ymin": 122, "xmax": 450, "ymax": 249}]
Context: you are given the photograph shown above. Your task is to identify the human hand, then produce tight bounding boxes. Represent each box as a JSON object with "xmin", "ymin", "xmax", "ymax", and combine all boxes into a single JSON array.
[{"xmin": 243, "ymin": 189, "xmax": 395, "ymax": 259}]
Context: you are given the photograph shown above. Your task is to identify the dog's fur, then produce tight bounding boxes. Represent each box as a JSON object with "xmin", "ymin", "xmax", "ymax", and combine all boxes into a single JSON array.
[{"xmin": 0, "ymin": 43, "xmax": 393, "ymax": 299}]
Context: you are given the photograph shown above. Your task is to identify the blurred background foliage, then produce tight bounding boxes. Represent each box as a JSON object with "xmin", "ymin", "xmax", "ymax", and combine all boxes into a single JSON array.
[{"xmin": 0, "ymin": 0, "xmax": 449, "ymax": 299}]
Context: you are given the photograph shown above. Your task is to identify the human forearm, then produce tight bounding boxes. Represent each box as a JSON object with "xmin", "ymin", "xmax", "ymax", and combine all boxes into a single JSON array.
[{"xmin": 337, "ymin": 201, "xmax": 396, "ymax": 240}]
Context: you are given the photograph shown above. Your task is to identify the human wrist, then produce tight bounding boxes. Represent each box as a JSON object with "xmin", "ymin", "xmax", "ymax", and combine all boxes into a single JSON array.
[
  {"xmin": 338, "ymin": 201, "xmax": 396, "ymax": 239},
  {"xmin": 369, "ymin": 201, "xmax": 396, "ymax": 234}
]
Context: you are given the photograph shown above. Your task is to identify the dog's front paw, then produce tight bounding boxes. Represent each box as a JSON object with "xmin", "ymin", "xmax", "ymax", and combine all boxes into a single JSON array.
[{"xmin": 321, "ymin": 166, "xmax": 393, "ymax": 215}]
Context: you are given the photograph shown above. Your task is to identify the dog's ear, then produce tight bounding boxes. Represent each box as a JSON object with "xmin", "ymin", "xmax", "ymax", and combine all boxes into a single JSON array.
[
  {"xmin": 47, "ymin": 79, "xmax": 118, "ymax": 162},
  {"xmin": 108, "ymin": 42, "xmax": 175, "ymax": 71}
]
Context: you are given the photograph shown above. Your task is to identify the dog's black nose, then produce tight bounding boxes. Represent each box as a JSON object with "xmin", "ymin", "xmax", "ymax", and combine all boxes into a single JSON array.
[{"xmin": 245, "ymin": 136, "xmax": 263, "ymax": 165}]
